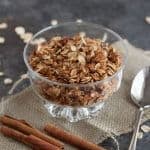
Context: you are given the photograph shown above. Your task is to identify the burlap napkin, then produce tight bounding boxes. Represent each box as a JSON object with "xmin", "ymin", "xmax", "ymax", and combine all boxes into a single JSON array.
[{"xmin": 0, "ymin": 40, "xmax": 150, "ymax": 150}]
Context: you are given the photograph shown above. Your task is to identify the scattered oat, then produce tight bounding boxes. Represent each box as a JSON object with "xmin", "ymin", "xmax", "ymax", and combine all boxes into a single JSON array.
[
  {"xmin": 145, "ymin": 16, "xmax": 150, "ymax": 24},
  {"xmin": 37, "ymin": 37, "xmax": 46, "ymax": 43},
  {"xmin": 141, "ymin": 125, "xmax": 150, "ymax": 133},
  {"xmin": 76, "ymin": 19, "xmax": 83, "ymax": 23},
  {"xmin": 23, "ymin": 38, "xmax": 32, "ymax": 44},
  {"xmin": 21, "ymin": 32, "xmax": 33, "ymax": 43},
  {"xmin": 0, "ymin": 37, "xmax": 5, "ymax": 44},
  {"xmin": 51, "ymin": 20, "xmax": 58, "ymax": 26},
  {"xmin": 0, "ymin": 23, "xmax": 8, "ymax": 29},
  {"xmin": 0, "ymin": 72, "xmax": 4, "ymax": 76},
  {"xmin": 22, "ymin": 32, "xmax": 33, "ymax": 39},
  {"xmin": 79, "ymin": 31, "xmax": 86, "ymax": 37},
  {"xmin": 31, "ymin": 37, "xmax": 46, "ymax": 45},
  {"xmin": 4, "ymin": 78, "xmax": 13, "ymax": 85},
  {"xmin": 137, "ymin": 132, "xmax": 143, "ymax": 139},
  {"xmin": 20, "ymin": 73, "xmax": 28, "ymax": 79},
  {"xmin": 102, "ymin": 33, "xmax": 108, "ymax": 42},
  {"xmin": 15, "ymin": 26, "xmax": 25, "ymax": 35}
]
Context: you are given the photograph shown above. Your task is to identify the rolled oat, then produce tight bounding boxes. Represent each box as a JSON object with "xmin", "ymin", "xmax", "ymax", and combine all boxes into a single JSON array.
[
  {"xmin": 0, "ymin": 23, "xmax": 8, "ymax": 29},
  {"xmin": 4, "ymin": 78, "xmax": 13, "ymax": 85}
]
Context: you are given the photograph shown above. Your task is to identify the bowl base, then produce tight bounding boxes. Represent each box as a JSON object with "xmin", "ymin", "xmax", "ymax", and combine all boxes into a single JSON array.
[{"xmin": 44, "ymin": 102, "xmax": 104, "ymax": 122}]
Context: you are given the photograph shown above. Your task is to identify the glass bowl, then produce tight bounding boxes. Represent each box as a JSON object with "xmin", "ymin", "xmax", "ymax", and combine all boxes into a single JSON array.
[{"xmin": 23, "ymin": 22, "xmax": 127, "ymax": 122}]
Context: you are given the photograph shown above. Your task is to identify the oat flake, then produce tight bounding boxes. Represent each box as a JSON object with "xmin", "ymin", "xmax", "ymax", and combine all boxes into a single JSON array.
[
  {"xmin": 31, "ymin": 38, "xmax": 46, "ymax": 45},
  {"xmin": 70, "ymin": 45, "xmax": 77, "ymax": 51},
  {"xmin": 15, "ymin": 26, "xmax": 25, "ymax": 35},
  {"xmin": 141, "ymin": 125, "xmax": 150, "ymax": 133},
  {"xmin": 137, "ymin": 132, "xmax": 143, "ymax": 139},
  {"xmin": 102, "ymin": 33, "xmax": 108, "ymax": 42},
  {"xmin": 0, "ymin": 72, "xmax": 4, "ymax": 76},
  {"xmin": 4, "ymin": 78, "xmax": 13, "ymax": 85},
  {"xmin": 0, "ymin": 37, "xmax": 5, "ymax": 44},
  {"xmin": 21, "ymin": 74, "xmax": 28, "ymax": 79},
  {"xmin": 76, "ymin": 19, "xmax": 83, "ymax": 23},
  {"xmin": 145, "ymin": 16, "xmax": 150, "ymax": 24},
  {"xmin": 0, "ymin": 23, "xmax": 8, "ymax": 29},
  {"xmin": 51, "ymin": 20, "xmax": 58, "ymax": 26},
  {"xmin": 78, "ymin": 54, "xmax": 86, "ymax": 65}
]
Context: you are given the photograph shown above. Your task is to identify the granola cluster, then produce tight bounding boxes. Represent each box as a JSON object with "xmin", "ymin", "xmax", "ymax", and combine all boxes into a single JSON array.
[{"xmin": 29, "ymin": 34, "xmax": 122, "ymax": 106}]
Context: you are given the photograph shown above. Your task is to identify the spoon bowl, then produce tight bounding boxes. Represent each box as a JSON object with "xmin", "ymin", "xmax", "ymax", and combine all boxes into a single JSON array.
[
  {"xmin": 129, "ymin": 66, "xmax": 150, "ymax": 150},
  {"xmin": 131, "ymin": 67, "xmax": 150, "ymax": 109}
]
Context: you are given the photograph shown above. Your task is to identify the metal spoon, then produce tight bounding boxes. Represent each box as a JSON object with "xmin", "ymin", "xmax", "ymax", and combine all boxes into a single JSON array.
[{"xmin": 129, "ymin": 66, "xmax": 150, "ymax": 150}]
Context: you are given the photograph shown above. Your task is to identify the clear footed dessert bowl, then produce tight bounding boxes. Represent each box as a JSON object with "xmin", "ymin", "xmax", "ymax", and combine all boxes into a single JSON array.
[{"xmin": 23, "ymin": 22, "xmax": 127, "ymax": 122}]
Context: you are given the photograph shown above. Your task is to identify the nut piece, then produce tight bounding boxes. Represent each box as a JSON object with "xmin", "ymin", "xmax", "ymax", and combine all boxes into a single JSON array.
[{"xmin": 4, "ymin": 78, "xmax": 13, "ymax": 85}]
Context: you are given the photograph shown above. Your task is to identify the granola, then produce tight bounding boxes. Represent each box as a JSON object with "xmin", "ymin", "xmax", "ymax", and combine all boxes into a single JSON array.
[{"xmin": 29, "ymin": 34, "xmax": 122, "ymax": 106}]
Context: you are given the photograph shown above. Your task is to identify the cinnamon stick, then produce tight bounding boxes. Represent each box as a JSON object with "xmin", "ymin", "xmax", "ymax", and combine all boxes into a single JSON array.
[
  {"xmin": 44, "ymin": 124, "xmax": 106, "ymax": 150},
  {"xmin": 26, "ymin": 135, "xmax": 60, "ymax": 150},
  {"xmin": 0, "ymin": 126, "xmax": 60, "ymax": 150},
  {"xmin": 0, "ymin": 115, "xmax": 64, "ymax": 149}
]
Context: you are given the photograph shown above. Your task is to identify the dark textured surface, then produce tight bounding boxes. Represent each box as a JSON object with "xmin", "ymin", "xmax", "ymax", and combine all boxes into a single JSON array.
[{"xmin": 0, "ymin": 0, "xmax": 149, "ymax": 149}]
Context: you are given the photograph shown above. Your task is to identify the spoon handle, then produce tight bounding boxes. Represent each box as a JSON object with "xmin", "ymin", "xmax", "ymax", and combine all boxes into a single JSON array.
[{"xmin": 128, "ymin": 108, "xmax": 144, "ymax": 150}]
